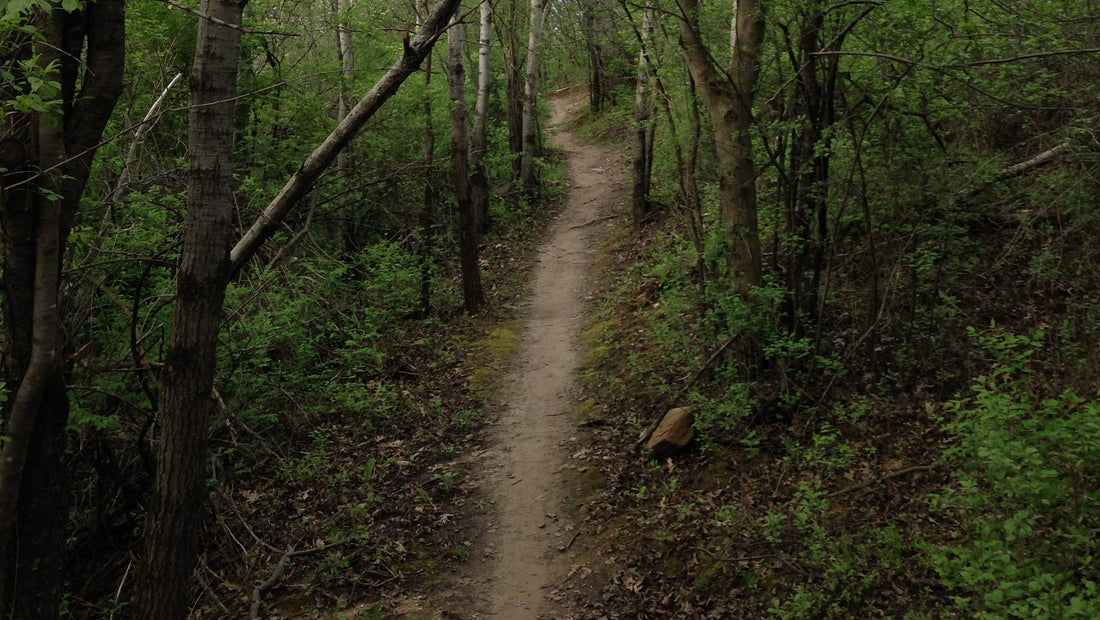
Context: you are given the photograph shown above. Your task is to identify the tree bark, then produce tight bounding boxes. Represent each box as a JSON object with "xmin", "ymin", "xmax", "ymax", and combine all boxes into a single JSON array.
[
  {"xmin": 498, "ymin": 0, "xmax": 525, "ymax": 177},
  {"xmin": 447, "ymin": 7, "xmax": 485, "ymax": 312},
  {"xmin": 520, "ymin": 0, "xmax": 547, "ymax": 194},
  {"xmin": 229, "ymin": 0, "xmax": 463, "ymax": 276},
  {"xmin": 134, "ymin": 0, "xmax": 245, "ymax": 617}
]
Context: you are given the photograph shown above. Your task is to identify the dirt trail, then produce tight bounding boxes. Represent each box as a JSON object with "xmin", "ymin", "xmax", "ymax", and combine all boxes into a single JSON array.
[
  {"xmin": 474, "ymin": 93, "xmax": 624, "ymax": 619},
  {"xmin": 383, "ymin": 91, "xmax": 624, "ymax": 620}
]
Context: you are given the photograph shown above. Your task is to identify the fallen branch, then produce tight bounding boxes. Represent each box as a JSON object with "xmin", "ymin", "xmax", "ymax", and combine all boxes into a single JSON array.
[
  {"xmin": 229, "ymin": 0, "xmax": 463, "ymax": 276},
  {"xmin": 250, "ymin": 538, "xmax": 353, "ymax": 619},
  {"xmin": 568, "ymin": 213, "xmax": 618, "ymax": 230},
  {"xmin": 826, "ymin": 464, "xmax": 937, "ymax": 499},
  {"xmin": 961, "ymin": 143, "xmax": 1069, "ymax": 202},
  {"xmin": 109, "ymin": 72, "xmax": 183, "ymax": 206}
]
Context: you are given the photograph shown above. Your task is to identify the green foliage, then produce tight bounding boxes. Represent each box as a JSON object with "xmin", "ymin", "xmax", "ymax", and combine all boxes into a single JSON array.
[{"xmin": 925, "ymin": 326, "xmax": 1100, "ymax": 618}]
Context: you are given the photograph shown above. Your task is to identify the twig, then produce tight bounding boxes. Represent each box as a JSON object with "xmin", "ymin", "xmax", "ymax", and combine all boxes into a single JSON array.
[
  {"xmin": 559, "ymin": 532, "xmax": 580, "ymax": 552},
  {"xmin": 251, "ymin": 545, "xmax": 295, "ymax": 619},
  {"xmin": 197, "ymin": 558, "xmax": 233, "ymax": 617},
  {"xmin": 826, "ymin": 465, "xmax": 937, "ymax": 498},
  {"xmin": 567, "ymin": 213, "xmax": 618, "ymax": 230},
  {"xmin": 108, "ymin": 560, "xmax": 132, "ymax": 620},
  {"xmin": 692, "ymin": 547, "xmax": 780, "ymax": 564}
]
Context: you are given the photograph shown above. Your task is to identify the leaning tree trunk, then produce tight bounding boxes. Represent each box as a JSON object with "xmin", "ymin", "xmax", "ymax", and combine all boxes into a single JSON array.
[
  {"xmin": 519, "ymin": 0, "xmax": 547, "ymax": 194},
  {"xmin": 0, "ymin": 1, "xmax": 124, "ymax": 615},
  {"xmin": 447, "ymin": 7, "xmax": 485, "ymax": 312},
  {"xmin": 134, "ymin": 0, "xmax": 246, "ymax": 617},
  {"xmin": 229, "ymin": 0, "xmax": 463, "ymax": 274}
]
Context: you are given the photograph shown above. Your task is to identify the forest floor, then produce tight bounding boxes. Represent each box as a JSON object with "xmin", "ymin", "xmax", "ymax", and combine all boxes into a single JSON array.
[{"xmin": 375, "ymin": 90, "xmax": 626, "ymax": 618}]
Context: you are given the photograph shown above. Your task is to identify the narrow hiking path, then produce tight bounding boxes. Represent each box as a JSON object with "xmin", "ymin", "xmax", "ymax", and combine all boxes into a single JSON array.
[
  {"xmin": 475, "ymin": 93, "xmax": 625, "ymax": 618},
  {"xmin": 375, "ymin": 90, "xmax": 626, "ymax": 620}
]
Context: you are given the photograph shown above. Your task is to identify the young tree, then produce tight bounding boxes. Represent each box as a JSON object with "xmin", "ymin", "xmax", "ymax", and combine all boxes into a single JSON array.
[
  {"xmin": 496, "ymin": 0, "xmax": 526, "ymax": 177},
  {"xmin": 419, "ymin": 0, "xmax": 438, "ymax": 316},
  {"xmin": 630, "ymin": 2, "xmax": 655, "ymax": 228},
  {"xmin": 520, "ymin": 0, "xmax": 547, "ymax": 193},
  {"xmin": 0, "ymin": 2, "xmax": 124, "ymax": 615},
  {"xmin": 581, "ymin": 0, "xmax": 605, "ymax": 111},
  {"xmin": 447, "ymin": 5, "xmax": 485, "ymax": 312}
]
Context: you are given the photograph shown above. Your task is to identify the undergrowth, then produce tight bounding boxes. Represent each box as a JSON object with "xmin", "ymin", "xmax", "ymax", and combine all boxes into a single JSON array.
[{"xmin": 573, "ymin": 119, "xmax": 1100, "ymax": 619}]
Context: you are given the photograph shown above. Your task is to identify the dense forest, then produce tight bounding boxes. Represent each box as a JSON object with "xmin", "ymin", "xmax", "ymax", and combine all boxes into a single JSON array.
[{"xmin": 0, "ymin": 0, "xmax": 1097, "ymax": 617}]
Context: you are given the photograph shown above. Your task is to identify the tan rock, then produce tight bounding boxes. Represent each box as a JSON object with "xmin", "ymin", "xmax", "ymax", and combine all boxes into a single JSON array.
[{"xmin": 645, "ymin": 407, "xmax": 694, "ymax": 458}]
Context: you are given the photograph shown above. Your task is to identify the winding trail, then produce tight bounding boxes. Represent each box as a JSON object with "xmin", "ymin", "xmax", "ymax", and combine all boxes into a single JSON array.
[
  {"xmin": 477, "ymin": 94, "xmax": 624, "ymax": 618},
  {"xmin": 387, "ymin": 91, "xmax": 625, "ymax": 620}
]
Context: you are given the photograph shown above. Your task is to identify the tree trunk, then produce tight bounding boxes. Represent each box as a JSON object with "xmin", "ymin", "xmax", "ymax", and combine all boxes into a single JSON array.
[
  {"xmin": 447, "ymin": 8, "xmax": 485, "ymax": 312},
  {"xmin": 677, "ymin": 0, "xmax": 765, "ymax": 296},
  {"xmin": 419, "ymin": 2, "xmax": 437, "ymax": 317},
  {"xmin": 471, "ymin": 0, "xmax": 493, "ymax": 234},
  {"xmin": 499, "ymin": 0, "xmax": 525, "ymax": 178},
  {"xmin": 631, "ymin": 3, "xmax": 654, "ymax": 228},
  {"xmin": 0, "ymin": 15, "xmax": 67, "ymax": 616},
  {"xmin": 0, "ymin": 2, "xmax": 124, "ymax": 615},
  {"xmin": 134, "ymin": 0, "xmax": 245, "ymax": 617},
  {"xmin": 520, "ymin": 0, "xmax": 547, "ymax": 194}
]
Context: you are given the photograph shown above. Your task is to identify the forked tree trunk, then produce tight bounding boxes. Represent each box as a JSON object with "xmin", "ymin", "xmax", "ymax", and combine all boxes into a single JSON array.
[
  {"xmin": 134, "ymin": 0, "xmax": 246, "ymax": 617},
  {"xmin": 520, "ymin": 0, "xmax": 547, "ymax": 193},
  {"xmin": 0, "ymin": 15, "xmax": 66, "ymax": 616}
]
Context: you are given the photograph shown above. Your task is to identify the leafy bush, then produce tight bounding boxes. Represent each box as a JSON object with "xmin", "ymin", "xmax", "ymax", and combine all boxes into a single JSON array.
[{"xmin": 927, "ymin": 326, "xmax": 1100, "ymax": 618}]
